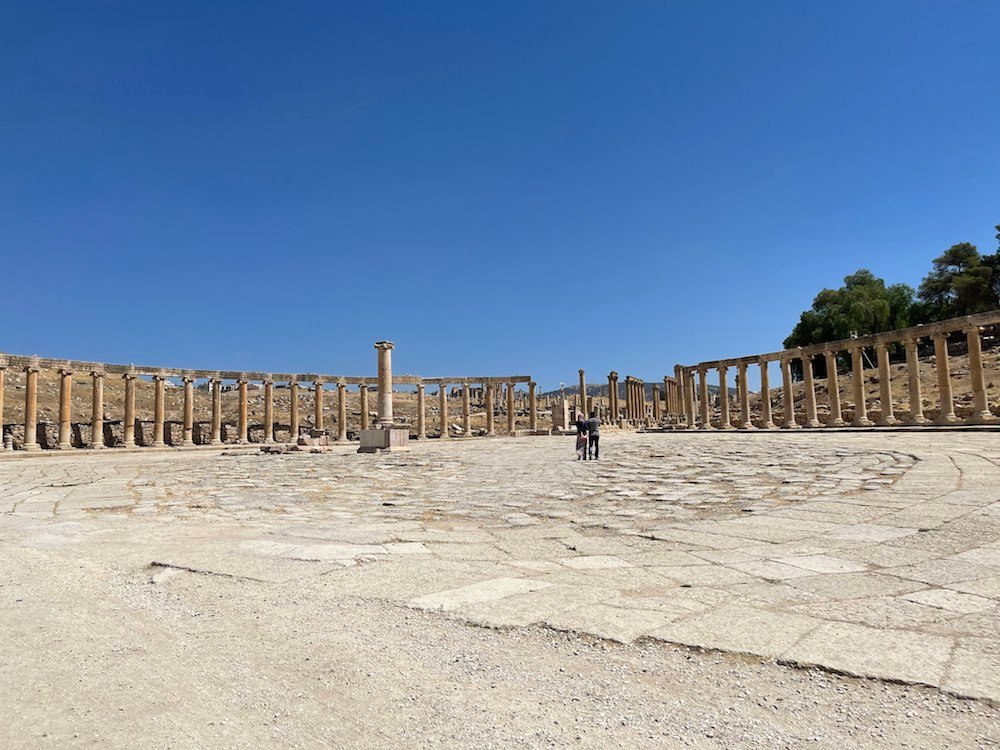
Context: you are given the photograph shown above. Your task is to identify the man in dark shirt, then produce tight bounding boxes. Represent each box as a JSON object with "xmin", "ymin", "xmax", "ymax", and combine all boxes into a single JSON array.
[{"xmin": 586, "ymin": 411, "xmax": 600, "ymax": 460}]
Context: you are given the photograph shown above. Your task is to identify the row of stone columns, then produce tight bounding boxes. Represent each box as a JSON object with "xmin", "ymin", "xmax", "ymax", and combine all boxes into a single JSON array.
[
  {"xmin": 681, "ymin": 324, "xmax": 995, "ymax": 429},
  {"xmin": 414, "ymin": 380, "xmax": 538, "ymax": 439}
]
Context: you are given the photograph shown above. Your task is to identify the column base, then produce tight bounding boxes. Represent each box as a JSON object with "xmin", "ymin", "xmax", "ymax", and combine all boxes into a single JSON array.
[
  {"xmin": 415, "ymin": 434, "xmax": 427, "ymax": 440},
  {"xmin": 802, "ymin": 419, "xmax": 821, "ymax": 428},
  {"xmin": 121, "ymin": 441, "xmax": 136, "ymax": 449},
  {"xmin": 152, "ymin": 441, "xmax": 167, "ymax": 448},
  {"xmin": 22, "ymin": 443, "xmax": 41, "ymax": 451},
  {"xmin": 905, "ymin": 415, "xmax": 927, "ymax": 426},
  {"xmin": 876, "ymin": 416, "xmax": 900, "ymax": 427},
  {"xmin": 935, "ymin": 414, "xmax": 960, "ymax": 425},
  {"xmin": 851, "ymin": 417, "xmax": 873, "ymax": 427},
  {"xmin": 966, "ymin": 411, "xmax": 996, "ymax": 425},
  {"xmin": 88, "ymin": 443, "xmax": 106, "ymax": 450},
  {"xmin": 263, "ymin": 438, "xmax": 275, "ymax": 445},
  {"xmin": 210, "ymin": 439, "xmax": 223, "ymax": 446},
  {"xmin": 55, "ymin": 443, "xmax": 74, "ymax": 450},
  {"xmin": 826, "ymin": 418, "xmax": 846, "ymax": 427},
  {"xmin": 718, "ymin": 423, "xmax": 734, "ymax": 430},
  {"xmin": 739, "ymin": 422, "xmax": 757, "ymax": 430},
  {"xmin": 783, "ymin": 422, "xmax": 802, "ymax": 430},
  {"xmin": 760, "ymin": 422, "xmax": 777, "ymax": 430}
]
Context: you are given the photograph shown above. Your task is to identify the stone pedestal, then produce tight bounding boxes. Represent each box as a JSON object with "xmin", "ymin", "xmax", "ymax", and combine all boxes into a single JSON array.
[{"xmin": 357, "ymin": 427, "xmax": 410, "ymax": 453}]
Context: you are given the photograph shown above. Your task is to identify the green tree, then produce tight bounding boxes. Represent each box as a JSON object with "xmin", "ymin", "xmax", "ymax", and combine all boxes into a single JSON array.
[{"xmin": 916, "ymin": 241, "xmax": 1000, "ymax": 320}]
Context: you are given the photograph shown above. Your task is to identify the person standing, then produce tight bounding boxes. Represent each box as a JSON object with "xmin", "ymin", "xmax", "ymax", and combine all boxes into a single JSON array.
[
  {"xmin": 575, "ymin": 411, "xmax": 588, "ymax": 460},
  {"xmin": 586, "ymin": 410, "xmax": 600, "ymax": 460}
]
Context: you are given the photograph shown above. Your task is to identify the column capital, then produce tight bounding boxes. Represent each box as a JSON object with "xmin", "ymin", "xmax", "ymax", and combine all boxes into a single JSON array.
[
  {"xmin": 717, "ymin": 363, "xmax": 727, "ymax": 372},
  {"xmin": 822, "ymin": 348, "xmax": 838, "ymax": 357},
  {"xmin": 59, "ymin": 367, "xmax": 74, "ymax": 376},
  {"xmin": 964, "ymin": 323, "xmax": 983, "ymax": 335},
  {"xmin": 931, "ymin": 330, "xmax": 949, "ymax": 342},
  {"xmin": 122, "ymin": 371, "xmax": 137, "ymax": 381},
  {"xmin": 238, "ymin": 372, "xmax": 249, "ymax": 383},
  {"xmin": 262, "ymin": 378, "xmax": 273, "ymax": 386},
  {"xmin": 374, "ymin": 340, "xmax": 395, "ymax": 351},
  {"xmin": 313, "ymin": 379, "xmax": 324, "ymax": 387},
  {"xmin": 359, "ymin": 382, "xmax": 368, "ymax": 390},
  {"xmin": 903, "ymin": 335, "xmax": 920, "ymax": 346},
  {"xmin": 416, "ymin": 383, "xmax": 425, "ymax": 391},
  {"xmin": 91, "ymin": 369, "xmax": 105, "ymax": 379},
  {"xmin": 183, "ymin": 374, "xmax": 196, "ymax": 384},
  {"xmin": 609, "ymin": 371, "xmax": 618, "ymax": 379},
  {"xmin": 153, "ymin": 371, "xmax": 167, "ymax": 382},
  {"xmin": 873, "ymin": 340, "xmax": 889, "ymax": 352},
  {"xmin": 337, "ymin": 382, "xmax": 346, "ymax": 391}
]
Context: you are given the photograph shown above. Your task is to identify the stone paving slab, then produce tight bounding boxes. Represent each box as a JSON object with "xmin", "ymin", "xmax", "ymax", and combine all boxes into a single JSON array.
[{"xmin": 2, "ymin": 431, "xmax": 1000, "ymax": 702}]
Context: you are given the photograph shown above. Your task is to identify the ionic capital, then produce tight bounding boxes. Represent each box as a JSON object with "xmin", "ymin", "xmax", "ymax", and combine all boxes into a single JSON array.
[{"xmin": 374, "ymin": 340, "xmax": 395, "ymax": 351}]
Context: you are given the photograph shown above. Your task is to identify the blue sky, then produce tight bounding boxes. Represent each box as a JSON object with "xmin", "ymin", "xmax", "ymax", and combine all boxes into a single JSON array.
[{"xmin": 2, "ymin": 1, "xmax": 998, "ymax": 390}]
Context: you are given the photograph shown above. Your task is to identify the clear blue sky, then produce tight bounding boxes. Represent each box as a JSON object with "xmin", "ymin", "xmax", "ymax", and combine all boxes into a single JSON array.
[{"xmin": 2, "ymin": 1, "xmax": 998, "ymax": 390}]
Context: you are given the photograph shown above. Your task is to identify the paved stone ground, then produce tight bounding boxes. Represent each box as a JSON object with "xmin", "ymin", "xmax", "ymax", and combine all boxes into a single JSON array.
[{"xmin": 1, "ymin": 432, "xmax": 999, "ymax": 746}]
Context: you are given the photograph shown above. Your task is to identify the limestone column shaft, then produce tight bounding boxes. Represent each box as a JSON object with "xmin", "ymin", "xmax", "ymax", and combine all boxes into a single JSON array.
[
  {"xmin": 57, "ymin": 368, "xmax": 73, "ymax": 449},
  {"xmin": 485, "ymin": 383, "xmax": 495, "ymax": 435},
  {"xmin": 0, "ymin": 366, "xmax": 5, "ymax": 446},
  {"xmin": 904, "ymin": 338, "xmax": 926, "ymax": 425},
  {"xmin": 640, "ymin": 381, "xmax": 647, "ymax": 424},
  {"xmin": 359, "ymin": 384, "xmax": 370, "ymax": 430},
  {"xmin": 211, "ymin": 379, "xmax": 222, "ymax": 445},
  {"xmin": 607, "ymin": 373, "xmax": 616, "ymax": 422},
  {"xmin": 528, "ymin": 382, "xmax": 537, "ymax": 432},
  {"xmin": 374, "ymin": 341, "xmax": 395, "ymax": 427},
  {"xmin": 416, "ymin": 384, "xmax": 426, "ymax": 439},
  {"xmin": 23, "ymin": 365, "xmax": 40, "ymax": 450},
  {"xmin": 263, "ymin": 380, "xmax": 274, "ymax": 443},
  {"xmin": 153, "ymin": 375, "xmax": 167, "ymax": 447},
  {"xmin": 578, "ymin": 369, "xmax": 587, "ymax": 415},
  {"xmin": 182, "ymin": 377, "xmax": 195, "ymax": 446},
  {"xmin": 965, "ymin": 325, "xmax": 993, "ymax": 423},
  {"xmin": 439, "ymin": 385, "xmax": 449, "ymax": 438},
  {"xmin": 462, "ymin": 383, "xmax": 471, "ymax": 436},
  {"xmin": 759, "ymin": 362, "xmax": 775, "ymax": 429},
  {"xmin": 664, "ymin": 377, "xmax": 672, "ymax": 416},
  {"xmin": 684, "ymin": 370, "xmax": 696, "ymax": 427},
  {"xmin": 698, "ymin": 369, "xmax": 712, "ymax": 429},
  {"xmin": 288, "ymin": 381, "xmax": 299, "ymax": 443},
  {"xmin": 717, "ymin": 366, "xmax": 731, "ymax": 429},
  {"xmin": 875, "ymin": 343, "xmax": 898, "ymax": 426},
  {"xmin": 737, "ymin": 364, "xmax": 754, "ymax": 429},
  {"xmin": 849, "ymin": 346, "xmax": 872, "ymax": 426},
  {"xmin": 801, "ymin": 355, "xmax": 820, "ymax": 428},
  {"xmin": 337, "ymin": 384, "xmax": 347, "ymax": 441},
  {"xmin": 235, "ymin": 379, "xmax": 248, "ymax": 443},
  {"xmin": 933, "ymin": 333, "xmax": 958, "ymax": 423},
  {"xmin": 122, "ymin": 373, "xmax": 136, "ymax": 448},
  {"xmin": 780, "ymin": 358, "xmax": 800, "ymax": 429},
  {"xmin": 507, "ymin": 382, "xmax": 515, "ymax": 433},
  {"xmin": 652, "ymin": 385, "xmax": 661, "ymax": 422},
  {"xmin": 314, "ymin": 381, "xmax": 324, "ymax": 431},
  {"xmin": 824, "ymin": 351, "xmax": 845, "ymax": 427}
]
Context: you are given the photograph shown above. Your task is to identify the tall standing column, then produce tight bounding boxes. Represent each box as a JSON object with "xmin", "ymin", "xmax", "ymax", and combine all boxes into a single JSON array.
[
  {"xmin": 236, "ymin": 378, "xmax": 248, "ymax": 443},
  {"xmin": 0, "ymin": 364, "xmax": 5, "ymax": 448},
  {"xmin": 933, "ymin": 332, "xmax": 958, "ymax": 424},
  {"xmin": 314, "ymin": 381, "xmax": 324, "ymax": 431},
  {"xmin": 337, "ymin": 383, "xmax": 347, "ymax": 441},
  {"xmin": 737, "ymin": 363, "xmax": 754, "ymax": 429},
  {"xmin": 359, "ymin": 384, "xmax": 370, "ymax": 430},
  {"xmin": 824, "ymin": 350, "xmax": 845, "ymax": 427},
  {"xmin": 57, "ymin": 368, "xmax": 73, "ymax": 449},
  {"xmin": 182, "ymin": 376, "xmax": 195, "ymax": 446},
  {"xmin": 904, "ymin": 338, "xmax": 926, "ymax": 425},
  {"xmin": 122, "ymin": 372, "xmax": 136, "ymax": 448},
  {"xmin": 578, "ymin": 369, "xmax": 587, "ymax": 417},
  {"xmin": 211, "ymin": 378, "xmax": 222, "ymax": 445},
  {"xmin": 850, "ymin": 346, "xmax": 872, "ymax": 427},
  {"xmin": 439, "ymin": 384, "xmax": 449, "ymax": 438},
  {"xmin": 485, "ymin": 383, "xmax": 495, "ymax": 435},
  {"xmin": 698, "ymin": 368, "xmax": 712, "ymax": 429},
  {"xmin": 875, "ymin": 343, "xmax": 899, "ymax": 426},
  {"xmin": 965, "ymin": 325, "xmax": 993, "ymax": 423},
  {"xmin": 153, "ymin": 374, "xmax": 167, "ymax": 447},
  {"xmin": 640, "ymin": 380, "xmax": 647, "ymax": 424},
  {"xmin": 263, "ymin": 379, "xmax": 274, "ymax": 443},
  {"xmin": 717, "ymin": 366, "xmax": 732, "ymax": 429},
  {"xmin": 663, "ymin": 377, "xmax": 672, "ymax": 416},
  {"xmin": 607, "ymin": 372, "xmax": 617, "ymax": 422},
  {"xmin": 684, "ymin": 370, "xmax": 696, "ymax": 427},
  {"xmin": 780, "ymin": 357, "xmax": 800, "ymax": 429},
  {"xmin": 528, "ymin": 382, "xmax": 537, "ymax": 432},
  {"xmin": 507, "ymin": 382, "xmax": 515, "ymax": 432},
  {"xmin": 675, "ymin": 366, "xmax": 686, "ymax": 426},
  {"xmin": 374, "ymin": 341, "xmax": 395, "ymax": 427},
  {"xmin": 801, "ymin": 354, "xmax": 820, "ymax": 428},
  {"xmin": 652, "ymin": 385, "xmax": 661, "ymax": 422},
  {"xmin": 416, "ymin": 384, "xmax": 426, "ymax": 439},
  {"xmin": 288, "ymin": 381, "xmax": 299, "ymax": 443},
  {"xmin": 462, "ymin": 383, "xmax": 471, "ymax": 436},
  {"xmin": 759, "ymin": 362, "xmax": 775, "ymax": 429},
  {"xmin": 23, "ymin": 363, "xmax": 40, "ymax": 450}
]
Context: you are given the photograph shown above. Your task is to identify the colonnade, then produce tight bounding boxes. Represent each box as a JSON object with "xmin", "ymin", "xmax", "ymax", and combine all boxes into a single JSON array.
[
  {"xmin": 0, "ymin": 351, "xmax": 536, "ymax": 451},
  {"xmin": 672, "ymin": 312, "xmax": 1000, "ymax": 430}
]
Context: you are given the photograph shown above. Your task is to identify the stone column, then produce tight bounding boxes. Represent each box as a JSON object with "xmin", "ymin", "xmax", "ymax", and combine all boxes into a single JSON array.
[
  {"xmin": 0, "ymin": 364, "xmax": 4, "ymax": 447},
  {"xmin": 759, "ymin": 362, "xmax": 775, "ymax": 429},
  {"xmin": 577, "ymin": 369, "xmax": 587, "ymax": 417},
  {"xmin": 528, "ymin": 382, "xmax": 537, "ymax": 432},
  {"xmin": 801, "ymin": 354, "xmax": 820, "ymax": 428},
  {"xmin": 932, "ymin": 332, "xmax": 959, "ymax": 424},
  {"xmin": 122, "ymin": 373, "xmax": 136, "ymax": 448},
  {"xmin": 652, "ymin": 385, "xmax": 661, "ymax": 422},
  {"xmin": 374, "ymin": 341, "xmax": 395, "ymax": 427},
  {"xmin": 462, "ymin": 383, "xmax": 471, "ymax": 437},
  {"xmin": 875, "ymin": 343, "xmax": 899, "ymax": 426},
  {"xmin": 663, "ymin": 377, "xmax": 672, "ymax": 416},
  {"xmin": 23, "ymin": 364, "xmax": 40, "ymax": 450},
  {"xmin": 824, "ymin": 351, "xmax": 845, "ymax": 427},
  {"xmin": 737, "ymin": 363, "xmax": 754, "ymax": 429},
  {"xmin": 263, "ymin": 379, "xmax": 274, "ymax": 443},
  {"xmin": 235, "ymin": 378, "xmax": 248, "ymax": 443},
  {"xmin": 850, "ymin": 346, "xmax": 872, "ymax": 427},
  {"xmin": 904, "ymin": 338, "xmax": 926, "ymax": 425},
  {"xmin": 288, "ymin": 381, "xmax": 299, "ymax": 443},
  {"xmin": 337, "ymin": 383, "xmax": 347, "ymax": 441},
  {"xmin": 211, "ymin": 379, "xmax": 222, "ymax": 445},
  {"xmin": 965, "ymin": 325, "xmax": 993, "ymax": 423},
  {"xmin": 675, "ymin": 366, "xmax": 686, "ymax": 426},
  {"xmin": 182, "ymin": 376, "xmax": 195, "ymax": 446},
  {"xmin": 717, "ymin": 366, "xmax": 732, "ymax": 429},
  {"xmin": 416, "ymin": 384, "xmax": 426, "ymax": 439},
  {"xmin": 640, "ymin": 380, "xmax": 647, "ymax": 424},
  {"xmin": 314, "ymin": 381, "xmax": 324, "ymax": 431},
  {"xmin": 684, "ymin": 370, "xmax": 696, "ymax": 427},
  {"xmin": 485, "ymin": 383, "xmax": 495, "ymax": 435},
  {"xmin": 607, "ymin": 372, "xmax": 617, "ymax": 422},
  {"xmin": 698, "ymin": 368, "xmax": 712, "ymax": 429},
  {"xmin": 780, "ymin": 357, "xmax": 800, "ymax": 429},
  {"xmin": 439, "ymin": 384, "xmax": 449, "ymax": 438},
  {"xmin": 507, "ymin": 382, "xmax": 515, "ymax": 432},
  {"xmin": 153, "ymin": 374, "xmax": 167, "ymax": 447},
  {"xmin": 359, "ymin": 384, "xmax": 370, "ymax": 430},
  {"xmin": 57, "ymin": 368, "xmax": 73, "ymax": 449}
]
